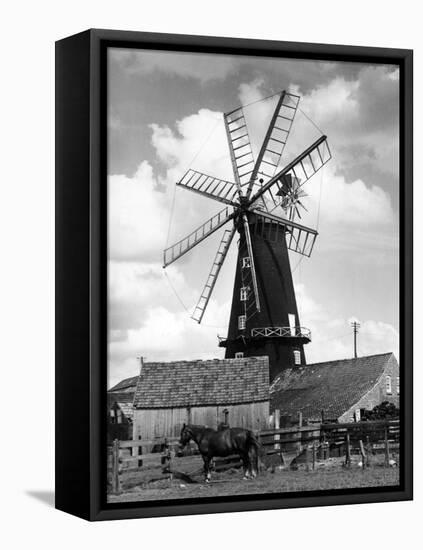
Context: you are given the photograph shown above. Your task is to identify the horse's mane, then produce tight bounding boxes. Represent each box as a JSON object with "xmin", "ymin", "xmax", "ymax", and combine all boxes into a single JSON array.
[{"xmin": 184, "ymin": 424, "xmax": 212, "ymax": 435}]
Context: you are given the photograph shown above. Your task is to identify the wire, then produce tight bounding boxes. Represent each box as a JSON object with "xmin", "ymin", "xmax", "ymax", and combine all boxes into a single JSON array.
[
  {"xmin": 165, "ymin": 180, "xmax": 177, "ymax": 249},
  {"xmin": 316, "ymin": 164, "xmax": 324, "ymax": 231},
  {"xmin": 238, "ymin": 90, "xmax": 281, "ymax": 111},
  {"xmin": 164, "ymin": 271, "xmax": 228, "ymax": 329},
  {"xmin": 164, "ymin": 116, "xmax": 221, "ymax": 251},
  {"xmin": 163, "ymin": 271, "xmax": 191, "ymax": 314},
  {"xmin": 297, "ymin": 106, "xmax": 325, "ymax": 136},
  {"xmin": 292, "ymin": 254, "xmax": 305, "ymax": 274},
  {"xmin": 182, "ymin": 117, "xmax": 222, "ymax": 173}
]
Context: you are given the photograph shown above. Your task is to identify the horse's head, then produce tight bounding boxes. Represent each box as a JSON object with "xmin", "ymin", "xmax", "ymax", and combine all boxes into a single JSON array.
[{"xmin": 179, "ymin": 423, "xmax": 193, "ymax": 449}]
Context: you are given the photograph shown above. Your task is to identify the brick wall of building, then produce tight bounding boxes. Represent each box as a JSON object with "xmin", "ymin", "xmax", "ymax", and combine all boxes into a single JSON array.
[{"xmin": 338, "ymin": 355, "xmax": 399, "ymax": 422}]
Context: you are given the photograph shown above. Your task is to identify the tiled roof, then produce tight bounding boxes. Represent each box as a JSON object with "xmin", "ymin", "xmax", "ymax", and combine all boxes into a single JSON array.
[
  {"xmin": 108, "ymin": 375, "xmax": 139, "ymax": 392},
  {"xmin": 270, "ymin": 352, "xmax": 396, "ymax": 420},
  {"xmin": 108, "ymin": 392, "xmax": 134, "ymax": 420},
  {"xmin": 134, "ymin": 357, "xmax": 269, "ymax": 408},
  {"xmin": 116, "ymin": 401, "xmax": 134, "ymax": 421}
]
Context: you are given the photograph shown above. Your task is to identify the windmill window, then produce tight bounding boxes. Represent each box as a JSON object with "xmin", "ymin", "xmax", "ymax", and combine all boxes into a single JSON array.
[
  {"xmin": 235, "ymin": 352, "xmax": 244, "ymax": 359},
  {"xmin": 238, "ymin": 315, "xmax": 246, "ymax": 330},
  {"xmin": 396, "ymin": 377, "xmax": 400, "ymax": 395},
  {"xmin": 242, "ymin": 257, "xmax": 251, "ymax": 268},
  {"xmin": 293, "ymin": 350, "xmax": 301, "ymax": 365},
  {"xmin": 240, "ymin": 287, "xmax": 248, "ymax": 301},
  {"xmin": 386, "ymin": 375, "xmax": 392, "ymax": 395}
]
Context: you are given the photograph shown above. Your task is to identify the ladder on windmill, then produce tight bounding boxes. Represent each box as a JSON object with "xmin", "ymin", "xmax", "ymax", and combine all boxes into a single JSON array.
[{"xmin": 192, "ymin": 228, "xmax": 234, "ymax": 323}]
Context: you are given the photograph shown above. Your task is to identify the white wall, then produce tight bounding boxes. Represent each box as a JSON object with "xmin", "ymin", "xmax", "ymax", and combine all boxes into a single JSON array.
[{"xmin": 1, "ymin": 1, "xmax": 421, "ymax": 548}]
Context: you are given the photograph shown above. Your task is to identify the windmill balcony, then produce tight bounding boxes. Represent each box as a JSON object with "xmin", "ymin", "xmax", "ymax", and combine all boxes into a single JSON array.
[
  {"xmin": 251, "ymin": 326, "xmax": 311, "ymax": 339},
  {"xmin": 218, "ymin": 326, "xmax": 311, "ymax": 347}
]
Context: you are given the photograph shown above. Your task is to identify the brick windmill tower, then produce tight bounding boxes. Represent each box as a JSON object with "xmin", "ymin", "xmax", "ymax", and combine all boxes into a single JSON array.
[{"xmin": 163, "ymin": 90, "xmax": 331, "ymax": 381}]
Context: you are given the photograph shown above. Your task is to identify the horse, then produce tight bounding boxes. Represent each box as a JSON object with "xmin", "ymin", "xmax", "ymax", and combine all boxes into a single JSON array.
[{"xmin": 179, "ymin": 424, "xmax": 259, "ymax": 482}]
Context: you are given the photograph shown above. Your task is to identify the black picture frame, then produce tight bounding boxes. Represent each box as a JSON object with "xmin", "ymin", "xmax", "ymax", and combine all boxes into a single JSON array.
[{"xmin": 55, "ymin": 28, "xmax": 413, "ymax": 521}]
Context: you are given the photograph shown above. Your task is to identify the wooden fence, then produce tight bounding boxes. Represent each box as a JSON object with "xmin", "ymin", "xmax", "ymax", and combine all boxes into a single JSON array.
[
  {"xmin": 108, "ymin": 436, "xmax": 244, "ymax": 494},
  {"xmin": 108, "ymin": 419, "xmax": 400, "ymax": 494}
]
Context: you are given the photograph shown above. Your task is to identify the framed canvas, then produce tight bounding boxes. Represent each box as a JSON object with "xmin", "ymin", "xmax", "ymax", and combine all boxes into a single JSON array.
[{"xmin": 55, "ymin": 28, "xmax": 413, "ymax": 521}]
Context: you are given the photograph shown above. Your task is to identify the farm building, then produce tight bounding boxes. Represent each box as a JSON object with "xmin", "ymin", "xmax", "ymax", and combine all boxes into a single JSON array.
[
  {"xmin": 107, "ymin": 375, "xmax": 138, "ymax": 441},
  {"xmin": 108, "ymin": 374, "xmax": 138, "ymax": 396},
  {"xmin": 270, "ymin": 352, "xmax": 399, "ymax": 424},
  {"xmin": 132, "ymin": 356, "xmax": 270, "ymax": 441}
]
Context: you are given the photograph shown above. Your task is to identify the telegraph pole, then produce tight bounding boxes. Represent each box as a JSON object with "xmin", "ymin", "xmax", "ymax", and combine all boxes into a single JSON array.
[{"xmin": 350, "ymin": 321, "xmax": 360, "ymax": 358}]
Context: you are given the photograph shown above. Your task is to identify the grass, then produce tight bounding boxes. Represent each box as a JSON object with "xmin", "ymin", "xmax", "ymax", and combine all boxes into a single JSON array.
[{"xmin": 108, "ymin": 456, "xmax": 400, "ymax": 503}]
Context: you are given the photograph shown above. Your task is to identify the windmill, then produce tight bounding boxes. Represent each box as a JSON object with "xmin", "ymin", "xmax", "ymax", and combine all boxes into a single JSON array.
[{"xmin": 163, "ymin": 90, "xmax": 331, "ymax": 381}]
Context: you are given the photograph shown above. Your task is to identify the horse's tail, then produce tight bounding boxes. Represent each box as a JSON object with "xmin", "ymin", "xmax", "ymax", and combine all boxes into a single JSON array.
[
  {"xmin": 246, "ymin": 430, "xmax": 260, "ymax": 450},
  {"xmin": 246, "ymin": 430, "xmax": 260, "ymax": 477}
]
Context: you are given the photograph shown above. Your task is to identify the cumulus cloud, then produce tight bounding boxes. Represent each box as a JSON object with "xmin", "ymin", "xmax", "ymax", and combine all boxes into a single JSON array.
[
  {"xmin": 108, "ymin": 301, "xmax": 232, "ymax": 388},
  {"xmin": 108, "ymin": 161, "xmax": 169, "ymax": 263},
  {"xmin": 296, "ymin": 283, "xmax": 399, "ymax": 364}
]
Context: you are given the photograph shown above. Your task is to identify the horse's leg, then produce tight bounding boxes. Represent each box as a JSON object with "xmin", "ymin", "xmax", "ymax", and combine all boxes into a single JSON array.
[
  {"xmin": 249, "ymin": 446, "xmax": 258, "ymax": 478},
  {"xmin": 203, "ymin": 456, "xmax": 211, "ymax": 483},
  {"xmin": 241, "ymin": 453, "xmax": 250, "ymax": 479}
]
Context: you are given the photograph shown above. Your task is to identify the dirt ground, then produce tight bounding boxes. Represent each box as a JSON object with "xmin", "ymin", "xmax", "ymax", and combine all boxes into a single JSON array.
[{"xmin": 108, "ymin": 454, "xmax": 400, "ymax": 503}]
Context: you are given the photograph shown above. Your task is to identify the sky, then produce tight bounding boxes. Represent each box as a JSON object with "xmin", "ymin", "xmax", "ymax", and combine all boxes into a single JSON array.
[{"xmin": 107, "ymin": 47, "xmax": 399, "ymax": 388}]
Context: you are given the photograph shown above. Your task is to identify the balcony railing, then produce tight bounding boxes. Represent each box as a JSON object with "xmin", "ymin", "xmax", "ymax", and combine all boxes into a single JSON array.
[{"xmin": 251, "ymin": 326, "xmax": 311, "ymax": 340}]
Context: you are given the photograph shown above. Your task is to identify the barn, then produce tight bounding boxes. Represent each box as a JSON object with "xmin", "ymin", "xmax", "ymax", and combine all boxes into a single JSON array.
[
  {"xmin": 132, "ymin": 356, "xmax": 270, "ymax": 441},
  {"xmin": 270, "ymin": 352, "xmax": 399, "ymax": 424},
  {"xmin": 107, "ymin": 375, "xmax": 138, "ymax": 440}
]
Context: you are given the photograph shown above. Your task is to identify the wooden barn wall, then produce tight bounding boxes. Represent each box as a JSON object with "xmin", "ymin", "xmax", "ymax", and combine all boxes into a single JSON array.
[{"xmin": 133, "ymin": 401, "xmax": 269, "ymax": 441}]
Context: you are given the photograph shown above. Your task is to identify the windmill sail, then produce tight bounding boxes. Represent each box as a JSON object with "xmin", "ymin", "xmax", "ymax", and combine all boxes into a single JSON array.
[
  {"xmin": 177, "ymin": 169, "xmax": 238, "ymax": 206},
  {"xmin": 247, "ymin": 91, "xmax": 300, "ymax": 203},
  {"xmin": 163, "ymin": 207, "xmax": 235, "ymax": 267},
  {"xmin": 224, "ymin": 107, "xmax": 255, "ymax": 192},
  {"xmin": 191, "ymin": 227, "xmax": 235, "ymax": 323},
  {"xmin": 249, "ymin": 135, "xmax": 331, "ymax": 208},
  {"xmin": 252, "ymin": 209, "xmax": 318, "ymax": 257}
]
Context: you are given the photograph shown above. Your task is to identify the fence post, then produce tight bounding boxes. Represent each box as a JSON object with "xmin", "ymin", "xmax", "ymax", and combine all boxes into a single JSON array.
[
  {"xmin": 296, "ymin": 411, "xmax": 303, "ymax": 454},
  {"xmin": 137, "ymin": 435, "xmax": 143, "ymax": 468},
  {"xmin": 359, "ymin": 439, "xmax": 366, "ymax": 470},
  {"xmin": 366, "ymin": 435, "xmax": 371, "ymax": 468},
  {"xmin": 274, "ymin": 409, "xmax": 280, "ymax": 450},
  {"xmin": 384, "ymin": 427, "xmax": 390, "ymax": 467},
  {"xmin": 111, "ymin": 438, "xmax": 122, "ymax": 495},
  {"xmin": 345, "ymin": 433, "xmax": 351, "ymax": 468},
  {"xmin": 256, "ymin": 429, "xmax": 263, "ymax": 472},
  {"xmin": 131, "ymin": 436, "xmax": 140, "ymax": 468}
]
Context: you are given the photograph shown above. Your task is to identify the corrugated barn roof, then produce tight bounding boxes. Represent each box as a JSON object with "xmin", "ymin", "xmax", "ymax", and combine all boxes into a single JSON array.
[{"xmin": 134, "ymin": 356, "xmax": 269, "ymax": 409}]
